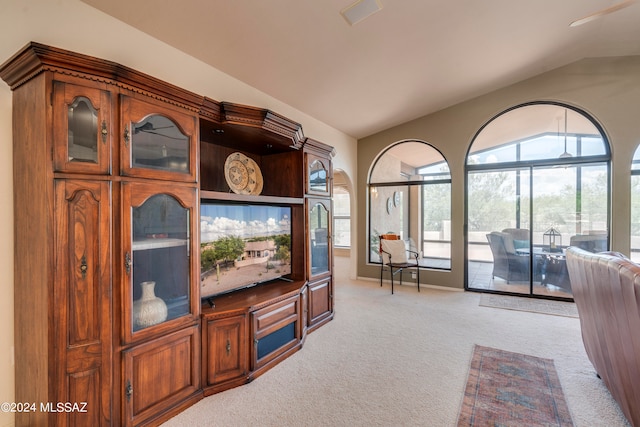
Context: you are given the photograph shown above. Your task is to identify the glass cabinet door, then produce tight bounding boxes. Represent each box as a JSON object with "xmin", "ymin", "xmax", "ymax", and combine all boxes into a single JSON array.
[
  {"xmin": 121, "ymin": 96, "xmax": 197, "ymax": 182},
  {"xmin": 308, "ymin": 199, "xmax": 332, "ymax": 279},
  {"xmin": 122, "ymin": 182, "xmax": 198, "ymax": 341},
  {"xmin": 306, "ymin": 155, "xmax": 331, "ymax": 196},
  {"xmin": 53, "ymin": 80, "xmax": 112, "ymax": 174}
]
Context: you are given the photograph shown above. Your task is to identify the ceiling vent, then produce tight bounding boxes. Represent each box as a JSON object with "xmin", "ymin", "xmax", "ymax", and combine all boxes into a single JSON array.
[{"xmin": 341, "ymin": 0, "xmax": 383, "ymax": 26}]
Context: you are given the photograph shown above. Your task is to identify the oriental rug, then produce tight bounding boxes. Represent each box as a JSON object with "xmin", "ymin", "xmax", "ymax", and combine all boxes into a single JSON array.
[{"xmin": 457, "ymin": 345, "xmax": 574, "ymax": 427}]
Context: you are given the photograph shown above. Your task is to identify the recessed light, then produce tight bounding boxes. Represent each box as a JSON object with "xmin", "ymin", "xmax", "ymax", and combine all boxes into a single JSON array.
[{"xmin": 341, "ymin": 0, "xmax": 383, "ymax": 26}]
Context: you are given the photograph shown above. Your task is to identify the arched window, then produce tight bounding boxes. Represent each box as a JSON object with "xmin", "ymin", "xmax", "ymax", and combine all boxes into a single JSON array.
[
  {"xmin": 369, "ymin": 140, "xmax": 451, "ymax": 270},
  {"xmin": 466, "ymin": 102, "xmax": 610, "ymax": 299}
]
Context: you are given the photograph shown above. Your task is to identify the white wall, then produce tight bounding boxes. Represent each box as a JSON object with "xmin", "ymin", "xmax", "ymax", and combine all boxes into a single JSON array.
[{"xmin": 0, "ymin": 1, "xmax": 357, "ymax": 425}]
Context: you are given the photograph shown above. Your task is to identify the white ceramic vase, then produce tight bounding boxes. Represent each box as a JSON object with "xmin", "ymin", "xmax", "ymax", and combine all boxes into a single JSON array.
[{"xmin": 132, "ymin": 281, "xmax": 168, "ymax": 329}]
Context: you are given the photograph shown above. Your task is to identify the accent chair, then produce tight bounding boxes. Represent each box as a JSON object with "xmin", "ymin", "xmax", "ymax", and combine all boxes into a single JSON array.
[{"xmin": 379, "ymin": 235, "xmax": 420, "ymax": 294}]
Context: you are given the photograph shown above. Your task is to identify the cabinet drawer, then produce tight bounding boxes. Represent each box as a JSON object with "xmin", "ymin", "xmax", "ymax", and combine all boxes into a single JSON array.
[
  {"xmin": 253, "ymin": 295, "xmax": 299, "ymax": 337},
  {"xmin": 251, "ymin": 295, "xmax": 301, "ymax": 370}
]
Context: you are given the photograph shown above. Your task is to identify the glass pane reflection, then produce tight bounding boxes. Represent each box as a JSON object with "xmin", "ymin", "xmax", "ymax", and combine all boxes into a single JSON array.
[
  {"xmin": 309, "ymin": 160, "xmax": 328, "ymax": 192},
  {"xmin": 132, "ymin": 194, "xmax": 190, "ymax": 331},
  {"xmin": 131, "ymin": 115, "xmax": 189, "ymax": 173},
  {"xmin": 68, "ymin": 96, "xmax": 98, "ymax": 163},
  {"xmin": 310, "ymin": 202, "xmax": 330, "ymax": 275}
]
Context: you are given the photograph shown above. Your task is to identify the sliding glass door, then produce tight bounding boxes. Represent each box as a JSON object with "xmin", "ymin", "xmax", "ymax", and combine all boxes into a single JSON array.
[
  {"xmin": 466, "ymin": 102, "xmax": 610, "ymax": 300},
  {"xmin": 467, "ymin": 168, "xmax": 530, "ymax": 295},
  {"xmin": 530, "ymin": 165, "xmax": 607, "ymax": 297}
]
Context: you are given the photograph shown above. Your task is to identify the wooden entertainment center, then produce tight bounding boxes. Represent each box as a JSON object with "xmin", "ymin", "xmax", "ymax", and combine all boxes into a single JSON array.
[{"xmin": 0, "ymin": 42, "xmax": 334, "ymax": 426}]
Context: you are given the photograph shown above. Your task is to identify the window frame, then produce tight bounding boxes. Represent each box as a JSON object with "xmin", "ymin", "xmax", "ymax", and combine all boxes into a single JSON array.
[
  {"xmin": 464, "ymin": 101, "xmax": 611, "ymax": 297},
  {"xmin": 368, "ymin": 140, "xmax": 452, "ymax": 270}
]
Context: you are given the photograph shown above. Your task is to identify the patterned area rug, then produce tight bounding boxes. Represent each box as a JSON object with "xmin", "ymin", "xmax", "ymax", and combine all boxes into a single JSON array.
[
  {"xmin": 457, "ymin": 345, "xmax": 574, "ymax": 427},
  {"xmin": 480, "ymin": 294, "xmax": 579, "ymax": 318}
]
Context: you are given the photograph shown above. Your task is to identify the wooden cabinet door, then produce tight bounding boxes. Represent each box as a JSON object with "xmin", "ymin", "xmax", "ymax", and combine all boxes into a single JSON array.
[
  {"xmin": 53, "ymin": 80, "xmax": 113, "ymax": 174},
  {"xmin": 120, "ymin": 95, "xmax": 198, "ymax": 182},
  {"xmin": 204, "ymin": 314, "xmax": 248, "ymax": 389},
  {"xmin": 308, "ymin": 278, "xmax": 333, "ymax": 330},
  {"xmin": 54, "ymin": 179, "xmax": 112, "ymax": 426},
  {"xmin": 122, "ymin": 325, "xmax": 200, "ymax": 426}
]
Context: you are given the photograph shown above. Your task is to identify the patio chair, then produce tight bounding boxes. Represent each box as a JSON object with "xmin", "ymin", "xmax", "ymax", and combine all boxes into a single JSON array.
[
  {"xmin": 570, "ymin": 233, "xmax": 608, "ymax": 253},
  {"xmin": 486, "ymin": 231, "xmax": 530, "ymax": 283}
]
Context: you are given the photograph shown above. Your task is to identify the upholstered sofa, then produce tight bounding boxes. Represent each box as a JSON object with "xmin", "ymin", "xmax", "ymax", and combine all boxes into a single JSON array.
[{"xmin": 566, "ymin": 247, "xmax": 640, "ymax": 427}]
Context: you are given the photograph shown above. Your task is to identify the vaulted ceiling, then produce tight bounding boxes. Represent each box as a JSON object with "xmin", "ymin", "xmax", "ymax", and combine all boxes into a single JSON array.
[{"xmin": 81, "ymin": 0, "xmax": 640, "ymax": 139}]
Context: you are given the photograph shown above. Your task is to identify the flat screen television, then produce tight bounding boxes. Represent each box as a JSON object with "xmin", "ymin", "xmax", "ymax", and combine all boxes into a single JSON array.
[{"xmin": 200, "ymin": 201, "xmax": 292, "ymax": 301}]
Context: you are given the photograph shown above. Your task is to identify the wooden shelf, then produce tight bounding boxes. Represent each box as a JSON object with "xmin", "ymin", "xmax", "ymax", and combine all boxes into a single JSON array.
[
  {"xmin": 132, "ymin": 237, "xmax": 188, "ymax": 251},
  {"xmin": 199, "ymin": 141, "xmax": 304, "ymax": 197},
  {"xmin": 200, "ymin": 190, "xmax": 303, "ymax": 205},
  {"xmin": 202, "ymin": 279, "xmax": 306, "ymax": 315}
]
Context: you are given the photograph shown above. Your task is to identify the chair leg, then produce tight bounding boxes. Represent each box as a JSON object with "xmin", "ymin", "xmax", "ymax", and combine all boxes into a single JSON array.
[
  {"xmin": 390, "ymin": 267, "xmax": 394, "ymax": 294},
  {"xmin": 417, "ymin": 267, "xmax": 420, "ymax": 292}
]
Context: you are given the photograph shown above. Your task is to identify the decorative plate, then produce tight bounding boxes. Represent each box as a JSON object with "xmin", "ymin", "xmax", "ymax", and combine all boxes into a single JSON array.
[
  {"xmin": 393, "ymin": 191, "xmax": 401, "ymax": 207},
  {"xmin": 247, "ymin": 157, "xmax": 263, "ymax": 195},
  {"xmin": 387, "ymin": 197, "xmax": 393, "ymax": 214},
  {"xmin": 224, "ymin": 152, "xmax": 263, "ymax": 195}
]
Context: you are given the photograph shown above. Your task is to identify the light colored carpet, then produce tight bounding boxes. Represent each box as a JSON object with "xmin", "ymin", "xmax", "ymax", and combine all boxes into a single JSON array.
[
  {"xmin": 480, "ymin": 293, "xmax": 579, "ymax": 318},
  {"xmin": 162, "ymin": 256, "xmax": 630, "ymax": 427}
]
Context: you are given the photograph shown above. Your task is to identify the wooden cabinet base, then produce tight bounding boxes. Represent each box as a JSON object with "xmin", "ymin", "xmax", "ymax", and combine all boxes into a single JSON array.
[
  {"xmin": 202, "ymin": 280, "xmax": 312, "ymax": 396},
  {"xmin": 308, "ymin": 278, "xmax": 334, "ymax": 331},
  {"xmin": 123, "ymin": 325, "xmax": 201, "ymax": 426},
  {"xmin": 202, "ymin": 313, "xmax": 249, "ymax": 395}
]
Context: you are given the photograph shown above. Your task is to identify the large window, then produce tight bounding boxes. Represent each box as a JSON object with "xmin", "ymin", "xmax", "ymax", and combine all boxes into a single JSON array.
[
  {"xmin": 369, "ymin": 140, "xmax": 451, "ymax": 269},
  {"xmin": 466, "ymin": 103, "xmax": 610, "ymax": 299},
  {"xmin": 333, "ymin": 186, "xmax": 351, "ymax": 248}
]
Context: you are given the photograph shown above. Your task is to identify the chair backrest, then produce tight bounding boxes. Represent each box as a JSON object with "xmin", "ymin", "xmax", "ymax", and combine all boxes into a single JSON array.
[
  {"xmin": 380, "ymin": 239, "xmax": 408, "ymax": 264},
  {"xmin": 486, "ymin": 232, "xmax": 508, "ymax": 259},
  {"xmin": 379, "ymin": 233, "xmax": 401, "ymax": 257},
  {"xmin": 502, "ymin": 228, "xmax": 530, "ymax": 251},
  {"xmin": 502, "ymin": 228, "xmax": 529, "ymax": 241},
  {"xmin": 380, "ymin": 233, "xmax": 401, "ymax": 240},
  {"xmin": 570, "ymin": 234, "xmax": 608, "ymax": 253}
]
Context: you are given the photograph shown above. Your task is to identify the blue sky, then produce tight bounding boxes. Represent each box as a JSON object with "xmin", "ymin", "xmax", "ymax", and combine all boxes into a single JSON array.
[{"xmin": 201, "ymin": 204, "xmax": 291, "ymax": 242}]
